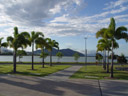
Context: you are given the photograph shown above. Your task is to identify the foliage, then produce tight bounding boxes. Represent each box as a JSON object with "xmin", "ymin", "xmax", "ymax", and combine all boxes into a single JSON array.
[
  {"xmin": 108, "ymin": 53, "xmax": 118, "ymax": 60},
  {"xmin": 56, "ymin": 52, "xmax": 63, "ymax": 62},
  {"xmin": 117, "ymin": 54, "xmax": 127, "ymax": 65},
  {"xmin": 73, "ymin": 53, "xmax": 80, "ymax": 62},
  {"xmin": 40, "ymin": 52, "xmax": 49, "ymax": 59},
  {"xmin": 96, "ymin": 53, "xmax": 103, "ymax": 62},
  {"xmin": 17, "ymin": 50, "xmax": 27, "ymax": 62}
]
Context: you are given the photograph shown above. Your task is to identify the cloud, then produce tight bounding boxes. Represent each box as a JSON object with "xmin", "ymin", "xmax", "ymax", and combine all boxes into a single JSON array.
[
  {"xmin": 0, "ymin": 0, "xmax": 128, "ymax": 39},
  {"xmin": 104, "ymin": 0, "xmax": 128, "ymax": 10}
]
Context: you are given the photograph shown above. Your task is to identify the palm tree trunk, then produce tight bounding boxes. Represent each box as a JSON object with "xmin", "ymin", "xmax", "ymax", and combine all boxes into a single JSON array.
[
  {"xmin": 104, "ymin": 50, "xmax": 106, "ymax": 70},
  {"xmin": 13, "ymin": 50, "xmax": 17, "ymax": 73},
  {"xmin": 50, "ymin": 51, "xmax": 52, "ymax": 66},
  {"xmin": 110, "ymin": 41, "xmax": 114, "ymax": 78},
  {"xmin": 103, "ymin": 50, "xmax": 106, "ymax": 70},
  {"xmin": 32, "ymin": 43, "xmax": 34, "ymax": 70},
  {"xmin": 107, "ymin": 50, "xmax": 109, "ymax": 73},
  {"xmin": 42, "ymin": 47, "xmax": 45, "ymax": 68}
]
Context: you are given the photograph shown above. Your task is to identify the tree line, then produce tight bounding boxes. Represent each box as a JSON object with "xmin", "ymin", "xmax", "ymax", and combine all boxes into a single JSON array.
[{"xmin": 0, "ymin": 27, "xmax": 59, "ymax": 73}]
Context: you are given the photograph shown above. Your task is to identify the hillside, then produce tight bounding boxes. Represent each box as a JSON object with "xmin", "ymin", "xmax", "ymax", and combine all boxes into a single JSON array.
[{"xmin": 34, "ymin": 48, "xmax": 85, "ymax": 56}]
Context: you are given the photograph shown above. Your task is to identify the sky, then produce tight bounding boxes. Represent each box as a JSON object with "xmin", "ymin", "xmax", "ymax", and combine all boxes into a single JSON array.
[{"xmin": 0, "ymin": 0, "xmax": 128, "ymax": 56}]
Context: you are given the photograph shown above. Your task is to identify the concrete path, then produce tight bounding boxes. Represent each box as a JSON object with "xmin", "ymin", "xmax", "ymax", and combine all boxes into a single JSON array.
[
  {"xmin": 41, "ymin": 66, "xmax": 82, "ymax": 81},
  {"xmin": 100, "ymin": 80, "xmax": 128, "ymax": 96},
  {"xmin": 0, "ymin": 66, "xmax": 128, "ymax": 96}
]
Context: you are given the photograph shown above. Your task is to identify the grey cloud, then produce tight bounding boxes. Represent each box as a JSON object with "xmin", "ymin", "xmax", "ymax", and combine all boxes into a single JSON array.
[{"xmin": 1, "ymin": 0, "xmax": 64, "ymax": 26}]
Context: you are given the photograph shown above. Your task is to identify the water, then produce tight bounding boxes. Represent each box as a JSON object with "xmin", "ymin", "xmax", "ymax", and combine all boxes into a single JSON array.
[
  {"xmin": 1, "ymin": 55, "xmax": 127, "ymax": 63},
  {"xmin": 0, "ymin": 56, "xmax": 96, "ymax": 62}
]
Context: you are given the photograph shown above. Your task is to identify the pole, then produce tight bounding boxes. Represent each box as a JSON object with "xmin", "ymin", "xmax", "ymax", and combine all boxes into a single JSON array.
[{"xmin": 85, "ymin": 37, "xmax": 87, "ymax": 70}]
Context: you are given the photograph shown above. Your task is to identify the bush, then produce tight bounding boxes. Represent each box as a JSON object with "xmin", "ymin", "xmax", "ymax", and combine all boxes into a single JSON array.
[{"xmin": 117, "ymin": 54, "xmax": 127, "ymax": 65}]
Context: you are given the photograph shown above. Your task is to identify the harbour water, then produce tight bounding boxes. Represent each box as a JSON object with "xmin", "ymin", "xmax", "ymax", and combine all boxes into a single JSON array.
[{"xmin": 0, "ymin": 55, "xmax": 127, "ymax": 63}]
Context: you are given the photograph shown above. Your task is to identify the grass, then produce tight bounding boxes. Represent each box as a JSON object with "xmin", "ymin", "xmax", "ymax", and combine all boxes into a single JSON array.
[
  {"xmin": 71, "ymin": 65, "xmax": 128, "ymax": 80},
  {"xmin": 0, "ymin": 64, "xmax": 71, "ymax": 76}
]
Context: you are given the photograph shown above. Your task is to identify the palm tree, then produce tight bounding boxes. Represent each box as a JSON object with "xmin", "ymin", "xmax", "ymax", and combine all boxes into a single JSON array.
[
  {"xmin": 46, "ymin": 38, "xmax": 59, "ymax": 66},
  {"xmin": 7, "ymin": 27, "xmax": 30, "ymax": 73},
  {"xmin": 96, "ymin": 18, "xmax": 127, "ymax": 77},
  {"xmin": 40, "ymin": 52, "xmax": 49, "ymax": 67},
  {"xmin": 96, "ymin": 53, "xmax": 103, "ymax": 63},
  {"xmin": 17, "ymin": 50, "xmax": 27, "ymax": 62},
  {"xmin": 56, "ymin": 52, "xmax": 63, "ymax": 63},
  {"xmin": 107, "ymin": 18, "xmax": 127, "ymax": 77},
  {"xmin": 0, "ymin": 37, "xmax": 8, "ymax": 54},
  {"xmin": 97, "ymin": 39, "xmax": 107, "ymax": 70},
  {"xmin": 73, "ymin": 52, "xmax": 80, "ymax": 63},
  {"xmin": 35, "ymin": 37, "xmax": 48, "ymax": 68},
  {"xmin": 97, "ymin": 38, "xmax": 119, "ymax": 72},
  {"xmin": 29, "ymin": 31, "xmax": 44, "ymax": 70}
]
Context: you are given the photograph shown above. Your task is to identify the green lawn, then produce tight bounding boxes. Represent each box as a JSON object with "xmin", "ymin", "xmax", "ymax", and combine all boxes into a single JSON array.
[
  {"xmin": 71, "ymin": 65, "xmax": 128, "ymax": 80},
  {"xmin": 0, "ymin": 64, "xmax": 71, "ymax": 76}
]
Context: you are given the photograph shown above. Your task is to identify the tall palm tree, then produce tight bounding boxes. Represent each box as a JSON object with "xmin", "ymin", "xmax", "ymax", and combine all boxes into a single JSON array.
[
  {"xmin": 0, "ymin": 37, "xmax": 8, "ymax": 54},
  {"xmin": 107, "ymin": 18, "xmax": 127, "ymax": 78},
  {"xmin": 7, "ymin": 27, "xmax": 30, "ymax": 73},
  {"xmin": 96, "ymin": 18, "xmax": 127, "ymax": 77},
  {"xmin": 46, "ymin": 38, "xmax": 59, "ymax": 66},
  {"xmin": 29, "ymin": 31, "xmax": 44, "ymax": 70}
]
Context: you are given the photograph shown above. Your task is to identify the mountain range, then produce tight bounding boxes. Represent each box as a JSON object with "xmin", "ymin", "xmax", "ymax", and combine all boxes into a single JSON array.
[
  {"xmin": 1, "ymin": 47, "xmax": 97, "ymax": 56},
  {"xmin": 33, "ymin": 48, "xmax": 85, "ymax": 56}
]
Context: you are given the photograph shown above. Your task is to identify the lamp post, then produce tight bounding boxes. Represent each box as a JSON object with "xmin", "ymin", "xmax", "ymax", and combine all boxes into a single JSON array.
[{"xmin": 84, "ymin": 37, "xmax": 87, "ymax": 70}]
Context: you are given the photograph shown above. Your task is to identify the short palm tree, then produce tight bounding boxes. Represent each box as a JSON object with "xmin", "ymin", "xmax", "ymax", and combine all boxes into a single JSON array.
[
  {"xmin": 97, "ymin": 38, "xmax": 119, "ymax": 72},
  {"xmin": 0, "ymin": 37, "xmax": 8, "ymax": 54},
  {"xmin": 97, "ymin": 39, "xmax": 107, "ymax": 70},
  {"xmin": 56, "ymin": 52, "xmax": 63, "ymax": 63},
  {"xmin": 29, "ymin": 31, "xmax": 44, "ymax": 70},
  {"xmin": 17, "ymin": 50, "xmax": 27, "ymax": 62},
  {"xmin": 46, "ymin": 38, "xmax": 59, "ymax": 66},
  {"xmin": 35, "ymin": 37, "xmax": 48, "ymax": 68},
  {"xmin": 40, "ymin": 52, "xmax": 49, "ymax": 67},
  {"xmin": 73, "ymin": 52, "xmax": 80, "ymax": 63},
  {"xmin": 7, "ymin": 27, "xmax": 30, "ymax": 73}
]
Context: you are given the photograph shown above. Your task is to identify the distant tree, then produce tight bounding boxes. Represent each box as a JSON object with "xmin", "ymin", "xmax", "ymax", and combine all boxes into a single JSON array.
[
  {"xmin": 40, "ymin": 52, "xmax": 49, "ymax": 68},
  {"xmin": 96, "ymin": 53, "xmax": 103, "ymax": 63},
  {"xmin": 17, "ymin": 50, "xmax": 27, "ymax": 62},
  {"xmin": 73, "ymin": 53, "xmax": 80, "ymax": 63},
  {"xmin": 117, "ymin": 54, "xmax": 127, "ymax": 66},
  {"xmin": 56, "ymin": 52, "xmax": 63, "ymax": 63},
  {"xmin": 109, "ymin": 53, "xmax": 118, "ymax": 60}
]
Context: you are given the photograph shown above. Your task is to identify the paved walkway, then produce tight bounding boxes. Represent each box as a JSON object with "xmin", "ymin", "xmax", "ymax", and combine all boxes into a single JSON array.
[
  {"xmin": 0, "ymin": 66, "xmax": 128, "ymax": 96},
  {"xmin": 41, "ymin": 66, "xmax": 82, "ymax": 81}
]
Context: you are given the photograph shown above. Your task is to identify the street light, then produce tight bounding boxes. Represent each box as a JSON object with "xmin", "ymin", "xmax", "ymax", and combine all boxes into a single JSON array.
[{"xmin": 84, "ymin": 37, "xmax": 87, "ymax": 69}]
